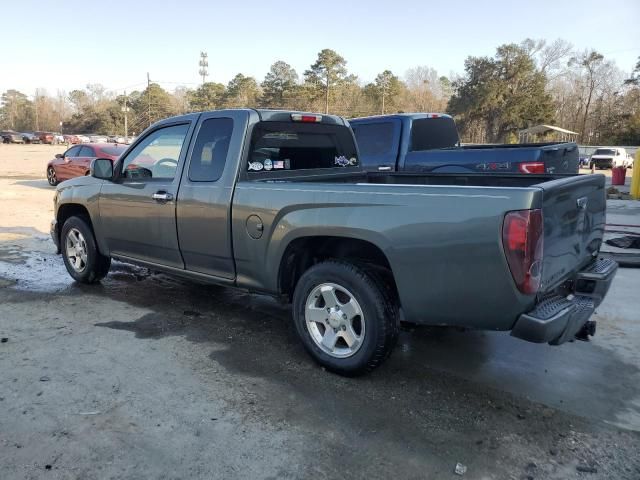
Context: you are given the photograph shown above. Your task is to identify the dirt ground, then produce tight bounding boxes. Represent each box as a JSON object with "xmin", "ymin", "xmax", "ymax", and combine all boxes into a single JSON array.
[{"xmin": 1, "ymin": 144, "xmax": 639, "ymax": 479}]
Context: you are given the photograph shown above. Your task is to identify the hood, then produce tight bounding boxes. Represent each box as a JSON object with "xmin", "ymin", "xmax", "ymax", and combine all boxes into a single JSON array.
[
  {"xmin": 56, "ymin": 175, "xmax": 103, "ymax": 191},
  {"xmin": 591, "ymin": 155, "xmax": 614, "ymax": 159}
]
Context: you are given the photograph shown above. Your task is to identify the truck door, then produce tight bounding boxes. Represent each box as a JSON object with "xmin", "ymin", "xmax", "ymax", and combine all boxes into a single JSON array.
[
  {"xmin": 98, "ymin": 121, "xmax": 193, "ymax": 268},
  {"xmin": 176, "ymin": 110, "xmax": 249, "ymax": 279}
]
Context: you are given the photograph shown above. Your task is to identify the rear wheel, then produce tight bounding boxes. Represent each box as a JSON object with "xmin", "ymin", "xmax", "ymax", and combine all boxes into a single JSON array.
[
  {"xmin": 292, "ymin": 260, "xmax": 399, "ymax": 376},
  {"xmin": 61, "ymin": 216, "xmax": 111, "ymax": 283},
  {"xmin": 47, "ymin": 167, "xmax": 58, "ymax": 186}
]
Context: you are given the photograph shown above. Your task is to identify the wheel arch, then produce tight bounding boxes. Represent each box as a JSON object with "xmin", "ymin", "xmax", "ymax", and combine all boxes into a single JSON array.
[{"xmin": 277, "ymin": 235, "xmax": 399, "ymax": 305}]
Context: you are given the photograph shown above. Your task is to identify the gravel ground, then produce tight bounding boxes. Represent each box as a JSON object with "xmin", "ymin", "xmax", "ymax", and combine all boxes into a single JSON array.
[{"xmin": 1, "ymin": 144, "xmax": 639, "ymax": 479}]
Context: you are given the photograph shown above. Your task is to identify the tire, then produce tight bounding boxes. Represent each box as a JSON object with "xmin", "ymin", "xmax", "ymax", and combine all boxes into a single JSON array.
[
  {"xmin": 47, "ymin": 166, "xmax": 58, "ymax": 186},
  {"xmin": 60, "ymin": 216, "xmax": 111, "ymax": 283},
  {"xmin": 292, "ymin": 260, "xmax": 399, "ymax": 376}
]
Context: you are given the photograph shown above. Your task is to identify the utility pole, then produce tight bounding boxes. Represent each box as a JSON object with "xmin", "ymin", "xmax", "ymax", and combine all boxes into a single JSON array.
[
  {"xmin": 121, "ymin": 91, "xmax": 130, "ymax": 137},
  {"xmin": 199, "ymin": 52, "xmax": 209, "ymax": 85},
  {"xmin": 147, "ymin": 72, "xmax": 151, "ymax": 127},
  {"xmin": 325, "ymin": 71, "xmax": 330, "ymax": 114},
  {"xmin": 34, "ymin": 90, "xmax": 40, "ymax": 131}
]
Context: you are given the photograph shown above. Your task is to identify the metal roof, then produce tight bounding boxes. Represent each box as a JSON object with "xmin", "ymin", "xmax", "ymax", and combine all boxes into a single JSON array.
[{"xmin": 518, "ymin": 124, "xmax": 579, "ymax": 135}]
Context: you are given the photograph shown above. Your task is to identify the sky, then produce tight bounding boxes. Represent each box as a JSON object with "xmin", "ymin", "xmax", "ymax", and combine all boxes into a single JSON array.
[{"xmin": 1, "ymin": 0, "xmax": 639, "ymax": 98}]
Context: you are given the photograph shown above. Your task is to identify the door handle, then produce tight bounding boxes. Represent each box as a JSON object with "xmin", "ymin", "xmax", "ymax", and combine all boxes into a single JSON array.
[{"xmin": 152, "ymin": 192, "xmax": 173, "ymax": 202}]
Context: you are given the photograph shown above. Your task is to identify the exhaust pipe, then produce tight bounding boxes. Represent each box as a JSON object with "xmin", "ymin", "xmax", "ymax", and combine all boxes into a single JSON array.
[{"xmin": 575, "ymin": 321, "xmax": 597, "ymax": 342}]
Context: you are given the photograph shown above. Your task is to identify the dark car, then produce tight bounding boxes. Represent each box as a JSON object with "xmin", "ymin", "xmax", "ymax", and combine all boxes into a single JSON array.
[
  {"xmin": 1, "ymin": 130, "xmax": 25, "ymax": 143},
  {"xmin": 47, "ymin": 143, "xmax": 127, "ymax": 186},
  {"xmin": 22, "ymin": 132, "xmax": 41, "ymax": 144}
]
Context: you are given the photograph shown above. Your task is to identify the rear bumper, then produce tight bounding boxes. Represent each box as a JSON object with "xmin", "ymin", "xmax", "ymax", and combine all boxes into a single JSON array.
[{"xmin": 511, "ymin": 257, "xmax": 617, "ymax": 345}]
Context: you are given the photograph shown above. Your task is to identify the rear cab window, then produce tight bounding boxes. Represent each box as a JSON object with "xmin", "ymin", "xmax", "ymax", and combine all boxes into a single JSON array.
[
  {"xmin": 247, "ymin": 122, "xmax": 358, "ymax": 173},
  {"xmin": 352, "ymin": 122, "xmax": 396, "ymax": 156},
  {"xmin": 410, "ymin": 117, "xmax": 460, "ymax": 151}
]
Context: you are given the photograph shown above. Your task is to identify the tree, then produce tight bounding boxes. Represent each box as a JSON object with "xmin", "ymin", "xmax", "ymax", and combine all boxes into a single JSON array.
[
  {"xmin": 403, "ymin": 66, "xmax": 451, "ymax": 113},
  {"xmin": 130, "ymin": 83, "xmax": 177, "ymax": 128},
  {"xmin": 188, "ymin": 82, "xmax": 226, "ymax": 111},
  {"xmin": 304, "ymin": 49, "xmax": 348, "ymax": 114},
  {"xmin": 448, "ymin": 44, "xmax": 554, "ymax": 142},
  {"xmin": 624, "ymin": 56, "xmax": 640, "ymax": 86},
  {"xmin": 223, "ymin": 74, "xmax": 260, "ymax": 108},
  {"xmin": 569, "ymin": 50, "xmax": 607, "ymax": 141},
  {"xmin": 364, "ymin": 70, "xmax": 404, "ymax": 114},
  {"xmin": 261, "ymin": 61, "xmax": 299, "ymax": 108},
  {"xmin": 0, "ymin": 90, "xmax": 33, "ymax": 131}
]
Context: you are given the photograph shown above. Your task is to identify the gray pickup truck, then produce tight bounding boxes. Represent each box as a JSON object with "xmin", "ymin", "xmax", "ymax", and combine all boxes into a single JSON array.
[{"xmin": 51, "ymin": 109, "xmax": 617, "ymax": 375}]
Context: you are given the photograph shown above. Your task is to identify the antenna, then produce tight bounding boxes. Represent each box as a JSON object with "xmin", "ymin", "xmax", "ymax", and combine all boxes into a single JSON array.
[{"xmin": 198, "ymin": 51, "xmax": 209, "ymax": 85}]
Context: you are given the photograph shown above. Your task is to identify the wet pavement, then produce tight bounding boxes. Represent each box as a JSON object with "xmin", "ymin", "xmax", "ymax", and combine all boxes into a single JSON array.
[{"xmin": 1, "ymin": 168, "xmax": 640, "ymax": 479}]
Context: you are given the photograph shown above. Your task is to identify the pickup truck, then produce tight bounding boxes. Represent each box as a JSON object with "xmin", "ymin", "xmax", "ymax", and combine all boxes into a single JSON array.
[
  {"xmin": 350, "ymin": 113, "xmax": 580, "ymax": 175},
  {"xmin": 51, "ymin": 109, "xmax": 616, "ymax": 376}
]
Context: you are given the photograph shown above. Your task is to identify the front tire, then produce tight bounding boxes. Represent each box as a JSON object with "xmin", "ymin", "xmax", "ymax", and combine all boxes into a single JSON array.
[
  {"xmin": 61, "ymin": 216, "xmax": 111, "ymax": 283},
  {"xmin": 47, "ymin": 167, "xmax": 58, "ymax": 186},
  {"xmin": 292, "ymin": 260, "xmax": 399, "ymax": 376}
]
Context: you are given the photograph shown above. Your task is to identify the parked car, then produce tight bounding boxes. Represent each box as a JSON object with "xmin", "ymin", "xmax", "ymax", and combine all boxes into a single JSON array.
[
  {"xmin": 22, "ymin": 132, "xmax": 41, "ymax": 144},
  {"xmin": 50, "ymin": 109, "xmax": 616, "ymax": 376},
  {"xmin": 35, "ymin": 131, "xmax": 55, "ymax": 144},
  {"xmin": 47, "ymin": 143, "xmax": 127, "ymax": 186},
  {"xmin": 63, "ymin": 134, "xmax": 81, "ymax": 144},
  {"xmin": 350, "ymin": 114, "xmax": 579, "ymax": 174},
  {"xmin": 76, "ymin": 135, "xmax": 91, "ymax": 143},
  {"xmin": 1, "ymin": 130, "xmax": 25, "ymax": 143},
  {"xmin": 590, "ymin": 147, "xmax": 630, "ymax": 169},
  {"xmin": 89, "ymin": 135, "xmax": 108, "ymax": 143}
]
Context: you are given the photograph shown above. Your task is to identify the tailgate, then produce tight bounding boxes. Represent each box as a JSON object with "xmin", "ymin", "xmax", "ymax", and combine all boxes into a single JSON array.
[
  {"xmin": 539, "ymin": 143, "xmax": 579, "ymax": 174},
  {"xmin": 537, "ymin": 174, "xmax": 606, "ymax": 291}
]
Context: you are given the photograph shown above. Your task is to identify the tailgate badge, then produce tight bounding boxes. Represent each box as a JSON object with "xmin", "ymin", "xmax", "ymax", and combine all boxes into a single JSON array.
[{"xmin": 577, "ymin": 197, "xmax": 588, "ymax": 210}]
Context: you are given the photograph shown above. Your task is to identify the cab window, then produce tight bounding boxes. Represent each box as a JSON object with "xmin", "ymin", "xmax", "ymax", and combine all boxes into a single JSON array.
[
  {"xmin": 121, "ymin": 124, "xmax": 189, "ymax": 180},
  {"xmin": 248, "ymin": 122, "xmax": 358, "ymax": 172},
  {"xmin": 188, "ymin": 118, "xmax": 233, "ymax": 182}
]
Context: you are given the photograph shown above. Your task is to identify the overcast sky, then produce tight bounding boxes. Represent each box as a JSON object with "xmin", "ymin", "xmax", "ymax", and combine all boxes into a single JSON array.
[{"xmin": 1, "ymin": 0, "xmax": 639, "ymax": 97}]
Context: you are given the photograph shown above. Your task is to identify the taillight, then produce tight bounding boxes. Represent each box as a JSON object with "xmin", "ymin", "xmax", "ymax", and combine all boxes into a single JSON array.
[
  {"xmin": 519, "ymin": 162, "xmax": 545, "ymax": 174},
  {"xmin": 502, "ymin": 209, "xmax": 543, "ymax": 294}
]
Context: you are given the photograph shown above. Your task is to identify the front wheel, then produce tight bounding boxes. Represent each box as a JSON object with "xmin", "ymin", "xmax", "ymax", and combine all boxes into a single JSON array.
[
  {"xmin": 47, "ymin": 167, "xmax": 58, "ymax": 186},
  {"xmin": 292, "ymin": 260, "xmax": 399, "ymax": 376},
  {"xmin": 61, "ymin": 216, "xmax": 111, "ymax": 283}
]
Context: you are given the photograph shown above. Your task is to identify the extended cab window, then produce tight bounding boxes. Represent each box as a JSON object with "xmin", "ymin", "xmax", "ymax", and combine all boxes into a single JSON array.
[
  {"xmin": 410, "ymin": 117, "xmax": 460, "ymax": 151},
  {"xmin": 248, "ymin": 122, "xmax": 358, "ymax": 172},
  {"xmin": 121, "ymin": 124, "xmax": 189, "ymax": 180},
  {"xmin": 188, "ymin": 118, "xmax": 233, "ymax": 182},
  {"xmin": 352, "ymin": 122, "xmax": 395, "ymax": 156}
]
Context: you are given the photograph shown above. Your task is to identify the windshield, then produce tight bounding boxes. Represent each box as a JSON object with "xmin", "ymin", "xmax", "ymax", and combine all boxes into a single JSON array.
[
  {"xmin": 593, "ymin": 149, "xmax": 616, "ymax": 156},
  {"xmin": 248, "ymin": 121, "xmax": 358, "ymax": 172}
]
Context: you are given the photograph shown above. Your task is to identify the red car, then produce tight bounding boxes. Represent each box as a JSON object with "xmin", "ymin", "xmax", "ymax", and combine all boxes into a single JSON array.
[
  {"xmin": 35, "ymin": 131, "xmax": 55, "ymax": 144},
  {"xmin": 63, "ymin": 134, "xmax": 81, "ymax": 144},
  {"xmin": 47, "ymin": 143, "xmax": 127, "ymax": 186}
]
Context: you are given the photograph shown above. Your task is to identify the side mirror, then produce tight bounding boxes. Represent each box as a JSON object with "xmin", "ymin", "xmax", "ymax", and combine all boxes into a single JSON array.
[
  {"xmin": 55, "ymin": 153, "xmax": 63, "ymax": 159},
  {"xmin": 91, "ymin": 158, "xmax": 114, "ymax": 180}
]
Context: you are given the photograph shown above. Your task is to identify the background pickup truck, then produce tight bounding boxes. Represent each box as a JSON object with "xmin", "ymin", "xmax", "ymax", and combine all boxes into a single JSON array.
[
  {"xmin": 350, "ymin": 113, "xmax": 580, "ymax": 175},
  {"xmin": 51, "ymin": 109, "xmax": 616, "ymax": 376}
]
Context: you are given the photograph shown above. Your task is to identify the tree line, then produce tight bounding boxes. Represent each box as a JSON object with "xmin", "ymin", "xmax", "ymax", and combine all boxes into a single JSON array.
[{"xmin": 1, "ymin": 39, "xmax": 639, "ymax": 145}]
